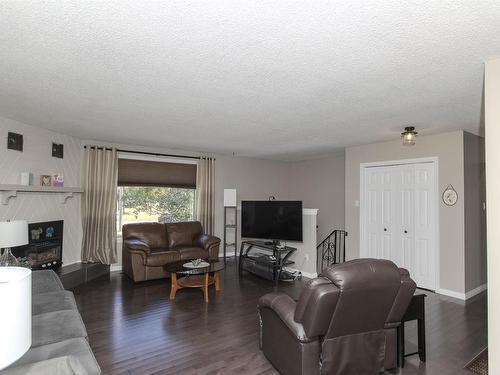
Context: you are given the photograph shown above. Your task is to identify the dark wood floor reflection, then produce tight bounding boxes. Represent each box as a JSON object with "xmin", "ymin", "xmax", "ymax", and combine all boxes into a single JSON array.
[{"xmin": 72, "ymin": 258, "xmax": 487, "ymax": 375}]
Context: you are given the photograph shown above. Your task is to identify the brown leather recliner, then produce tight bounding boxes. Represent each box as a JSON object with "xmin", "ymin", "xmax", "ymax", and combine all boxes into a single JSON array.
[
  {"xmin": 258, "ymin": 258, "xmax": 416, "ymax": 375},
  {"xmin": 122, "ymin": 221, "xmax": 221, "ymax": 282}
]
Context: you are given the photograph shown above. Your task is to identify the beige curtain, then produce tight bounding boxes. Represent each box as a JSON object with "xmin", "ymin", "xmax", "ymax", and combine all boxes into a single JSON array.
[
  {"xmin": 81, "ymin": 146, "xmax": 118, "ymax": 264},
  {"xmin": 196, "ymin": 157, "xmax": 215, "ymax": 234}
]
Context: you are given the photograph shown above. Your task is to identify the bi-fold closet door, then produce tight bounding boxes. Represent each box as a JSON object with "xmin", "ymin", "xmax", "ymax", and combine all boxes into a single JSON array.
[{"xmin": 361, "ymin": 161, "xmax": 437, "ymax": 290}]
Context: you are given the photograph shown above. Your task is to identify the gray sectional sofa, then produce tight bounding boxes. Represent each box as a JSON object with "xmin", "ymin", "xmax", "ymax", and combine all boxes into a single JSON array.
[{"xmin": 0, "ymin": 270, "xmax": 101, "ymax": 375}]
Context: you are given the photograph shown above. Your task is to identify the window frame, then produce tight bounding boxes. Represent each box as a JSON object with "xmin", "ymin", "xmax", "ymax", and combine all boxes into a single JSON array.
[{"xmin": 116, "ymin": 153, "xmax": 198, "ymax": 237}]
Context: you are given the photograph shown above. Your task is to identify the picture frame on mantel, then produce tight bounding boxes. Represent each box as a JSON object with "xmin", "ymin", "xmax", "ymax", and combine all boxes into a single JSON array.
[{"xmin": 40, "ymin": 175, "xmax": 52, "ymax": 187}]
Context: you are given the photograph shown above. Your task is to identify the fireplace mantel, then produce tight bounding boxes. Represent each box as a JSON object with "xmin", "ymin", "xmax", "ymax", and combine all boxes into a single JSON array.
[{"xmin": 0, "ymin": 184, "xmax": 84, "ymax": 205}]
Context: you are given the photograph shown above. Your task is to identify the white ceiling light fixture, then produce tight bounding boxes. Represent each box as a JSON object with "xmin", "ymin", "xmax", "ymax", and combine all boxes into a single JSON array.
[{"xmin": 401, "ymin": 126, "xmax": 418, "ymax": 146}]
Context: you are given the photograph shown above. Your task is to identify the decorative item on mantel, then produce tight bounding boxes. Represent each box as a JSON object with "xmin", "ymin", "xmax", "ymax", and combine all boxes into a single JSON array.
[
  {"xmin": 52, "ymin": 173, "xmax": 64, "ymax": 187},
  {"xmin": 20, "ymin": 172, "xmax": 33, "ymax": 186},
  {"xmin": 39, "ymin": 175, "xmax": 52, "ymax": 187},
  {"xmin": 0, "ymin": 220, "xmax": 29, "ymax": 267}
]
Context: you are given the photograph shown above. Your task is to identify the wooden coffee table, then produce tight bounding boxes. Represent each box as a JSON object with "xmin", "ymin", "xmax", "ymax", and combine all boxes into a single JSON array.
[{"xmin": 164, "ymin": 260, "xmax": 224, "ymax": 303}]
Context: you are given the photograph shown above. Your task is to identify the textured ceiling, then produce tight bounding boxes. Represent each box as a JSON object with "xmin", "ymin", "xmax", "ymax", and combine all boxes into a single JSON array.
[{"xmin": 0, "ymin": 1, "xmax": 499, "ymax": 160}]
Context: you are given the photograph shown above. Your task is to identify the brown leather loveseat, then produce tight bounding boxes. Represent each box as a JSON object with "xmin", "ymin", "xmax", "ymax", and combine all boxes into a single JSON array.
[
  {"xmin": 122, "ymin": 221, "xmax": 221, "ymax": 282},
  {"xmin": 258, "ymin": 258, "xmax": 416, "ymax": 375}
]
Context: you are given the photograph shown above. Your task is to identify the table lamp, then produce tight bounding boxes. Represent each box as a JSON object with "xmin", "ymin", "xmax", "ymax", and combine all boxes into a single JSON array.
[
  {"xmin": 0, "ymin": 220, "xmax": 28, "ymax": 266},
  {"xmin": 0, "ymin": 267, "xmax": 32, "ymax": 370}
]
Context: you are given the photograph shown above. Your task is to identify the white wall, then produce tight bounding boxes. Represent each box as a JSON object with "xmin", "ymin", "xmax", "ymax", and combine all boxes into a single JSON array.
[
  {"xmin": 286, "ymin": 209, "xmax": 318, "ymax": 276},
  {"xmin": 0, "ymin": 116, "xmax": 83, "ymax": 265},
  {"xmin": 485, "ymin": 57, "xmax": 500, "ymax": 375}
]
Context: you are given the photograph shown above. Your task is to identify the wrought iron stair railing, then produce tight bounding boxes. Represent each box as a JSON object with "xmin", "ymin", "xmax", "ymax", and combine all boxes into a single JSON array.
[{"xmin": 317, "ymin": 229, "xmax": 347, "ymax": 273}]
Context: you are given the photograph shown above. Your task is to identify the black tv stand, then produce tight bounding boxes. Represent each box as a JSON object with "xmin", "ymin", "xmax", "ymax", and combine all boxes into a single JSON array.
[
  {"xmin": 264, "ymin": 240, "xmax": 280, "ymax": 246},
  {"xmin": 238, "ymin": 240, "xmax": 297, "ymax": 286}
]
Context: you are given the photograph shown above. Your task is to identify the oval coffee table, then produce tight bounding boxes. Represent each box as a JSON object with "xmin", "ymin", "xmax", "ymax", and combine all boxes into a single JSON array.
[{"xmin": 164, "ymin": 260, "xmax": 224, "ymax": 303}]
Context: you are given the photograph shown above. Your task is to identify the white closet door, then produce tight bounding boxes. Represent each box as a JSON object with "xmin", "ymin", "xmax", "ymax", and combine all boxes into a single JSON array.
[
  {"xmin": 411, "ymin": 163, "xmax": 436, "ymax": 290},
  {"xmin": 393, "ymin": 164, "xmax": 416, "ymax": 272},
  {"xmin": 361, "ymin": 161, "xmax": 437, "ymax": 290},
  {"xmin": 363, "ymin": 166, "xmax": 395, "ymax": 261}
]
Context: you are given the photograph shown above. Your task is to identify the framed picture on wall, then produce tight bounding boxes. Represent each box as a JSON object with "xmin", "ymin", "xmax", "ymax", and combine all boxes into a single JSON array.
[
  {"xmin": 7, "ymin": 132, "xmax": 23, "ymax": 151},
  {"xmin": 52, "ymin": 142, "xmax": 64, "ymax": 158}
]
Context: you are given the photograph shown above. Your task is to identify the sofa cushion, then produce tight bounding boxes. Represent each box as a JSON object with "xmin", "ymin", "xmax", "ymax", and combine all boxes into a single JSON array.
[
  {"xmin": 0, "ymin": 355, "xmax": 89, "ymax": 375},
  {"xmin": 33, "ymin": 290, "xmax": 78, "ymax": 315},
  {"xmin": 123, "ymin": 222, "xmax": 167, "ymax": 248},
  {"xmin": 166, "ymin": 221, "xmax": 202, "ymax": 247},
  {"xmin": 177, "ymin": 247, "xmax": 209, "ymax": 260},
  {"xmin": 32, "ymin": 310, "xmax": 88, "ymax": 347},
  {"xmin": 32, "ymin": 270, "xmax": 64, "ymax": 295},
  {"xmin": 6, "ymin": 338, "xmax": 100, "ymax": 375},
  {"xmin": 124, "ymin": 239, "xmax": 150, "ymax": 253},
  {"xmin": 145, "ymin": 249, "xmax": 181, "ymax": 266}
]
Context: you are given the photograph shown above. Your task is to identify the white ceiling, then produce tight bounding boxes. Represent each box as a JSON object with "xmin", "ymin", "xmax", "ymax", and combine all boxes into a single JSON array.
[{"xmin": 1, "ymin": 1, "xmax": 499, "ymax": 160}]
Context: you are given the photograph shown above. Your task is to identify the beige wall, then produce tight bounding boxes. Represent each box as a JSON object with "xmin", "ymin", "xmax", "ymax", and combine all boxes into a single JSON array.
[
  {"xmin": 485, "ymin": 57, "xmax": 500, "ymax": 375},
  {"xmin": 345, "ymin": 131, "xmax": 466, "ymax": 294},
  {"xmin": 289, "ymin": 152, "xmax": 345, "ymax": 242},
  {"xmin": 214, "ymin": 154, "xmax": 291, "ymax": 248},
  {"xmin": 0, "ymin": 116, "xmax": 83, "ymax": 265},
  {"xmin": 463, "ymin": 132, "xmax": 487, "ymax": 292},
  {"xmin": 104, "ymin": 143, "xmax": 347, "ymax": 275}
]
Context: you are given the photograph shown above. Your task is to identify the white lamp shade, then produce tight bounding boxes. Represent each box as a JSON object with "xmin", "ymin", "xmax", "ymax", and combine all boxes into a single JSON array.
[
  {"xmin": 223, "ymin": 189, "xmax": 237, "ymax": 207},
  {"xmin": 0, "ymin": 267, "xmax": 32, "ymax": 370},
  {"xmin": 0, "ymin": 220, "xmax": 28, "ymax": 248}
]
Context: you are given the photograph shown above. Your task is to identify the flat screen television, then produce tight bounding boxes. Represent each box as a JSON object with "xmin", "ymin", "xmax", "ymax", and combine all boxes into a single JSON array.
[{"xmin": 241, "ymin": 200, "xmax": 303, "ymax": 242}]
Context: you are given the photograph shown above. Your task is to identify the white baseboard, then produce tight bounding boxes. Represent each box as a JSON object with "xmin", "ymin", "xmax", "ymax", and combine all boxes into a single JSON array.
[
  {"xmin": 110, "ymin": 264, "xmax": 122, "ymax": 272},
  {"xmin": 436, "ymin": 283, "xmax": 487, "ymax": 301},
  {"xmin": 436, "ymin": 288, "xmax": 466, "ymax": 300},
  {"xmin": 465, "ymin": 284, "xmax": 487, "ymax": 299},
  {"xmin": 284, "ymin": 267, "xmax": 317, "ymax": 279}
]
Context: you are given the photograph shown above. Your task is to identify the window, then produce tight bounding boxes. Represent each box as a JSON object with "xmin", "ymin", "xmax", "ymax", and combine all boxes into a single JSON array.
[
  {"xmin": 117, "ymin": 186, "xmax": 196, "ymax": 235},
  {"xmin": 116, "ymin": 157, "xmax": 198, "ymax": 235}
]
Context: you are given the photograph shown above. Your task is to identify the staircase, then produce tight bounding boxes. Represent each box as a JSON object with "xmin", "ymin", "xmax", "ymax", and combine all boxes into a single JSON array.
[{"xmin": 316, "ymin": 229, "xmax": 347, "ymax": 273}]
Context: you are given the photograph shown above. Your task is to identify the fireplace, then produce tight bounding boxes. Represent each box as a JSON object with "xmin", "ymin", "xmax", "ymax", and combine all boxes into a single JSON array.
[{"xmin": 12, "ymin": 220, "xmax": 63, "ymax": 270}]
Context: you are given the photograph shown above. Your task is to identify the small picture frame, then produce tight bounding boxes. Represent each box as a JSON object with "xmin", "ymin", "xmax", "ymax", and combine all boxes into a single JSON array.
[
  {"xmin": 7, "ymin": 132, "xmax": 23, "ymax": 152},
  {"xmin": 52, "ymin": 173, "xmax": 64, "ymax": 187},
  {"xmin": 40, "ymin": 175, "xmax": 52, "ymax": 187},
  {"xmin": 52, "ymin": 142, "xmax": 64, "ymax": 158}
]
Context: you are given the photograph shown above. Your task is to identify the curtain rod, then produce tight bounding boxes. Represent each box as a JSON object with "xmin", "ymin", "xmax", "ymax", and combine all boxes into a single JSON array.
[{"xmin": 83, "ymin": 146, "xmax": 214, "ymax": 160}]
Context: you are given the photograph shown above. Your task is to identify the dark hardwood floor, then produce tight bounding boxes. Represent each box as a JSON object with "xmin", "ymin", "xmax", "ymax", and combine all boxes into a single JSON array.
[{"xmin": 72, "ymin": 258, "xmax": 487, "ymax": 375}]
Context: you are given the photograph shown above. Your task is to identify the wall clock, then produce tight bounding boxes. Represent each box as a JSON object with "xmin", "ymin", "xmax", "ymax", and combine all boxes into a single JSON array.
[{"xmin": 442, "ymin": 184, "xmax": 458, "ymax": 206}]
